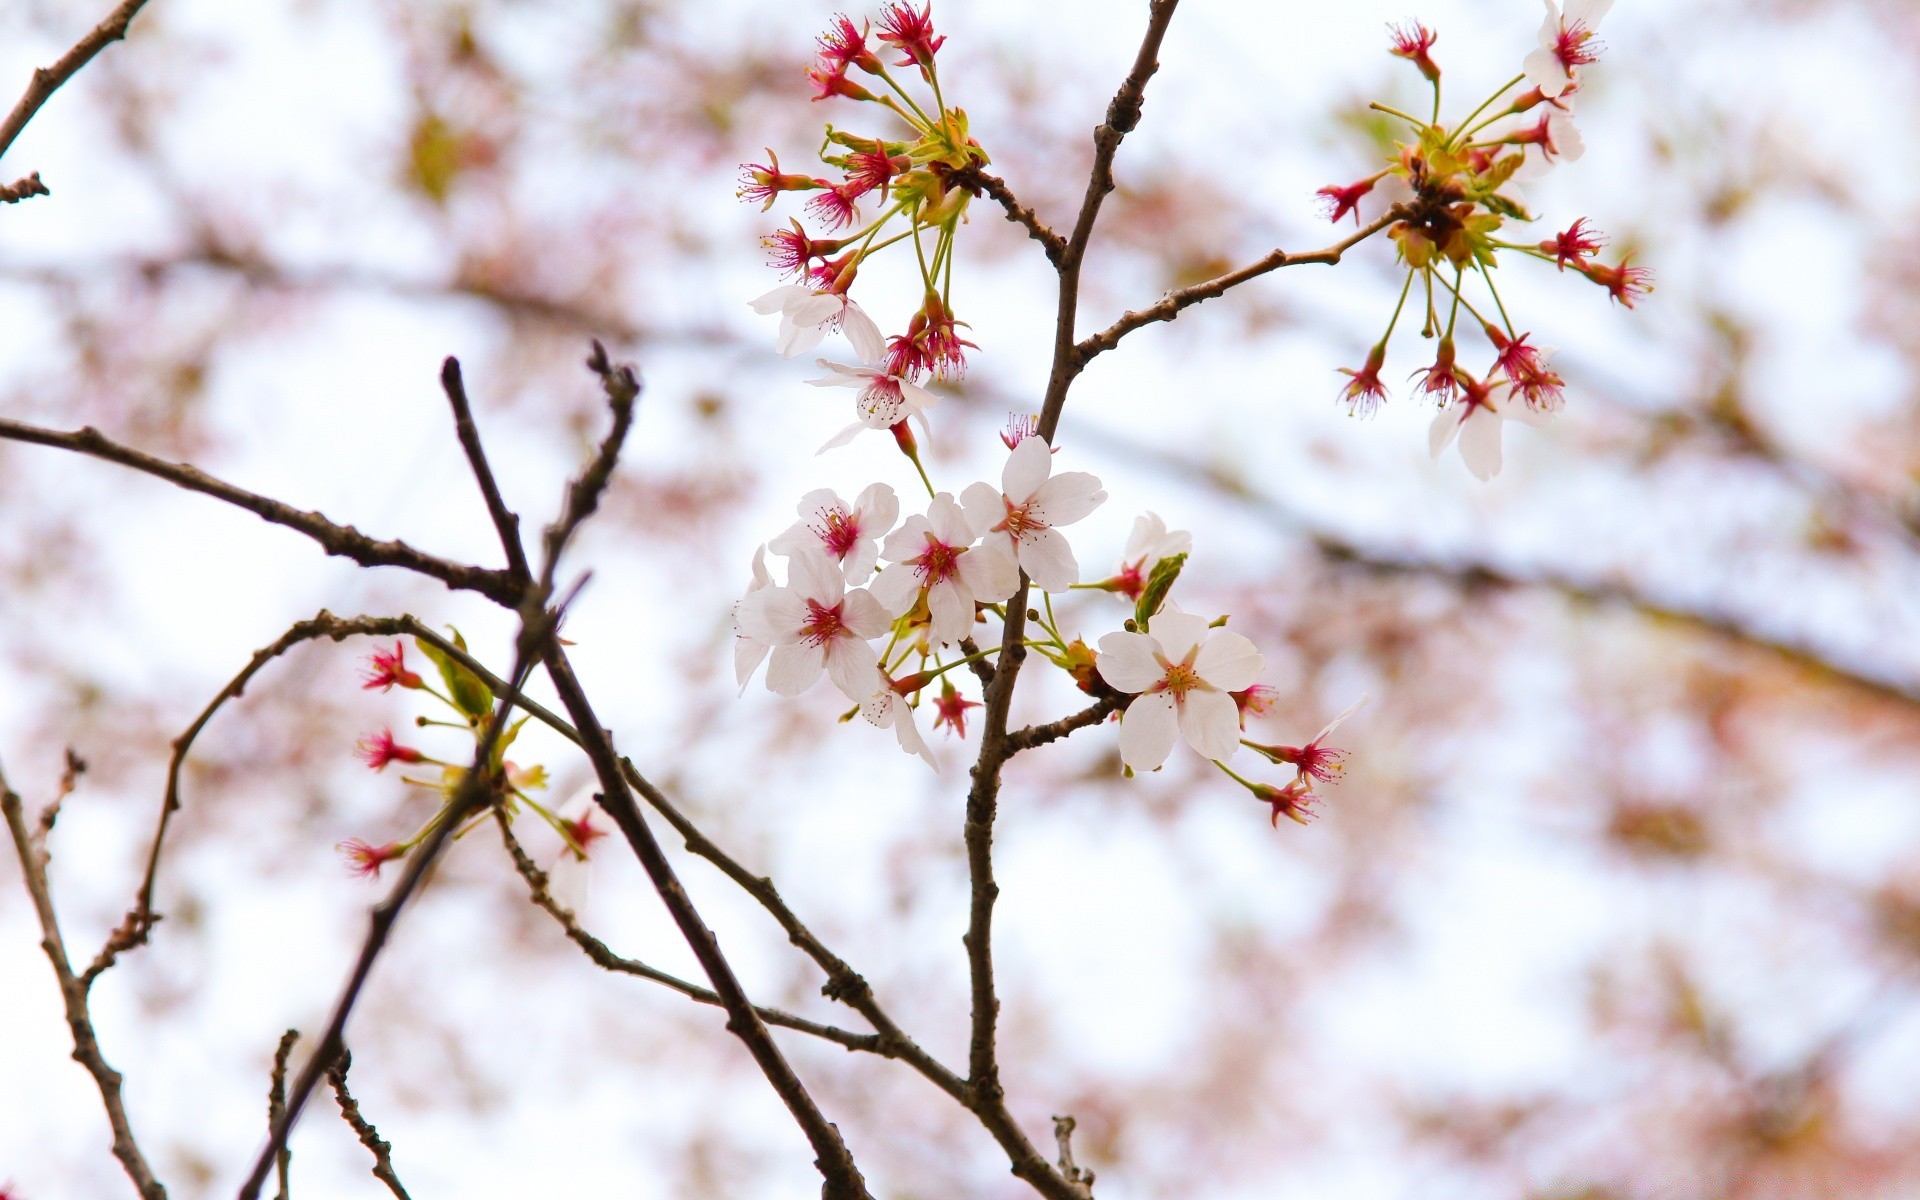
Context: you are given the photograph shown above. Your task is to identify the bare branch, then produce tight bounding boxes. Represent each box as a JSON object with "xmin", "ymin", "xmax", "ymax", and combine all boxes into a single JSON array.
[
  {"xmin": 955, "ymin": 166, "xmax": 1066, "ymax": 265},
  {"xmin": 0, "ymin": 0, "xmax": 153, "ymax": 165},
  {"xmin": 492, "ymin": 810, "xmax": 893, "ymax": 1057},
  {"xmin": 0, "ymin": 170, "xmax": 49, "ymax": 203},
  {"xmin": 1007, "ymin": 696, "xmax": 1122, "ymax": 753},
  {"xmin": 0, "ymin": 417, "xmax": 525, "ymax": 606},
  {"xmin": 440, "ymin": 357, "xmax": 531, "ymax": 580},
  {"xmin": 1052, "ymin": 1115, "xmax": 1095, "ymax": 1191},
  {"xmin": 1, "ymin": 760, "xmax": 168, "ymax": 1200},
  {"xmin": 326, "ymin": 1053, "xmax": 412, "ymax": 1200},
  {"xmin": 267, "ymin": 1031, "xmax": 298, "ymax": 1200},
  {"xmin": 1075, "ymin": 210, "xmax": 1400, "ymax": 362}
]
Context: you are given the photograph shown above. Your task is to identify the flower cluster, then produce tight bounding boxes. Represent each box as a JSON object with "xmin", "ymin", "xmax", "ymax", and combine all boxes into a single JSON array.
[
  {"xmin": 744, "ymin": 4, "xmax": 990, "ymax": 480},
  {"xmin": 733, "ymin": 8, "xmax": 1366, "ymax": 830},
  {"xmin": 337, "ymin": 638, "xmax": 601, "ymax": 878},
  {"xmin": 1320, "ymin": 0, "xmax": 1650, "ymax": 479}
]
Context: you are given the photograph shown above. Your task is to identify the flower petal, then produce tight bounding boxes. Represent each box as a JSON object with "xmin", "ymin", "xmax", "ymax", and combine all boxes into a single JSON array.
[
  {"xmin": 841, "ymin": 300, "xmax": 886, "ymax": 365},
  {"xmin": 1194, "ymin": 630, "xmax": 1264, "ymax": 693},
  {"xmin": 855, "ymin": 482, "xmax": 899, "ymax": 534},
  {"xmin": 840, "ymin": 587, "xmax": 893, "ymax": 639},
  {"xmin": 960, "ymin": 481, "xmax": 1004, "ymax": 536},
  {"xmin": 1118, "ymin": 693, "xmax": 1180, "ymax": 772},
  {"xmin": 740, "ymin": 587, "xmax": 803, "ymax": 643},
  {"xmin": 824, "ymin": 636, "xmax": 882, "ymax": 703},
  {"xmin": 733, "ymin": 636, "xmax": 770, "ymax": 693},
  {"xmin": 1017, "ymin": 525, "xmax": 1080, "ymax": 593},
  {"xmin": 926, "ymin": 493, "xmax": 972, "ymax": 546},
  {"xmin": 1001, "ymin": 435, "xmax": 1052, "ymax": 502},
  {"xmin": 766, "ymin": 641, "xmax": 824, "ymax": 696},
  {"xmin": 1029, "ymin": 471, "xmax": 1107, "ymax": 527},
  {"xmin": 1458, "ymin": 406, "xmax": 1505, "ymax": 480},
  {"xmin": 1096, "ymin": 631, "xmax": 1166, "ymax": 694},
  {"xmin": 1429, "ymin": 406, "xmax": 1464, "ymax": 458},
  {"xmin": 751, "ymin": 285, "xmax": 809, "ymax": 314},
  {"xmin": 927, "ymin": 578, "xmax": 972, "ymax": 645},
  {"xmin": 817, "ymin": 422, "xmax": 866, "ymax": 453},
  {"xmin": 1150, "ymin": 610, "xmax": 1211, "ymax": 665},
  {"xmin": 1177, "ymin": 689, "xmax": 1243, "ymax": 762},
  {"xmin": 787, "ymin": 547, "xmax": 845, "ymax": 602},
  {"xmin": 868, "ymin": 561, "xmax": 921, "ymax": 617},
  {"xmin": 957, "ymin": 541, "xmax": 1018, "ymax": 604}
]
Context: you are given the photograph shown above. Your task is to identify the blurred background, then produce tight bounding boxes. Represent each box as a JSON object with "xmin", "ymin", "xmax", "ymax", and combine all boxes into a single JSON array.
[{"xmin": 2, "ymin": 0, "xmax": 1919, "ymax": 1196}]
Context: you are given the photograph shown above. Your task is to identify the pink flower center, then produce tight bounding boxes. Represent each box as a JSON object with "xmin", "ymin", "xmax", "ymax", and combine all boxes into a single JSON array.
[
  {"xmin": 801, "ymin": 598, "xmax": 847, "ymax": 646},
  {"xmin": 815, "ymin": 509, "xmax": 863, "ymax": 560},
  {"xmin": 916, "ymin": 536, "xmax": 962, "ymax": 584},
  {"xmin": 998, "ymin": 498, "xmax": 1046, "ymax": 541},
  {"xmin": 1554, "ymin": 22, "xmax": 1600, "ymax": 69}
]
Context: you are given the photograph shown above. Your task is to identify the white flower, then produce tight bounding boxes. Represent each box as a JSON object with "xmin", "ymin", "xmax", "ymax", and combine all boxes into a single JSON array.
[
  {"xmin": 1113, "ymin": 512, "xmax": 1192, "ymax": 599},
  {"xmin": 1096, "ymin": 609, "xmax": 1266, "ymax": 772},
  {"xmin": 1523, "ymin": 0, "xmax": 1611, "ymax": 99},
  {"xmin": 768, "ymin": 483, "xmax": 898, "ymax": 583},
  {"xmin": 1514, "ymin": 107, "xmax": 1584, "ymax": 181},
  {"xmin": 1428, "ymin": 381, "xmax": 1554, "ymax": 481},
  {"xmin": 808, "ymin": 360, "xmax": 939, "ymax": 453},
  {"xmin": 862, "ymin": 687, "xmax": 936, "ymax": 769},
  {"xmin": 749, "ymin": 285, "xmax": 886, "ymax": 362},
  {"xmin": 738, "ymin": 548, "xmax": 890, "ymax": 702},
  {"xmin": 869, "ymin": 493, "xmax": 1019, "ymax": 646},
  {"xmin": 732, "ymin": 545, "xmax": 775, "ymax": 693},
  {"xmin": 959, "ymin": 436, "xmax": 1107, "ymax": 594}
]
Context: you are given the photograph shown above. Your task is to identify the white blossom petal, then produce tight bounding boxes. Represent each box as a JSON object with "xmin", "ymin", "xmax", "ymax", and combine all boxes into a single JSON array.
[
  {"xmin": 1429, "ymin": 406, "xmax": 1464, "ymax": 458},
  {"xmin": 1028, "ymin": 471, "xmax": 1107, "ymax": 527},
  {"xmin": 869, "ymin": 561, "xmax": 921, "ymax": 617},
  {"xmin": 824, "ymin": 637, "xmax": 882, "ymax": 702},
  {"xmin": 927, "ymin": 578, "xmax": 973, "ymax": 645},
  {"xmin": 1150, "ymin": 610, "xmax": 1211, "ymax": 665},
  {"xmin": 1194, "ymin": 630, "xmax": 1264, "ymax": 693},
  {"xmin": 1458, "ymin": 405, "xmax": 1506, "ymax": 480},
  {"xmin": 1097, "ymin": 631, "xmax": 1166, "ymax": 694},
  {"xmin": 1118, "ymin": 693, "xmax": 1180, "ymax": 772},
  {"xmin": 840, "ymin": 588, "xmax": 892, "ymax": 639},
  {"xmin": 1177, "ymin": 689, "xmax": 1243, "ymax": 762},
  {"xmin": 1002, "ymin": 435, "xmax": 1052, "ymax": 501},
  {"xmin": 740, "ymin": 588, "xmax": 803, "ymax": 644},
  {"xmin": 751, "ymin": 285, "xmax": 809, "ymax": 315},
  {"xmin": 766, "ymin": 641, "xmax": 824, "ymax": 696},
  {"xmin": 957, "ymin": 541, "xmax": 1018, "ymax": 604},
  {"xmin": 818, "ymin": 422, "xmax": 866, "ymax": 453},
  {"xmin": 788, "ymin": 548, "xmax": 845, "ymax": 604},
  {"xmin": 960, "ymin": 481, "xmax": 1004, "ymax": 536},
  {"xmin": 1017, "ymin": 526, "xmax": 1080, "ymax": 593},
  {"xmin": 841, "ymin": 300, "xmax": 886, "ymax": 364}
]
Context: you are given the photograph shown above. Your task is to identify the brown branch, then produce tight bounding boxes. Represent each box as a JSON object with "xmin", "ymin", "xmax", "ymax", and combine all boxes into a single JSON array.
[
  {"xmin": 0, "ymin": 0, "xmax": 152, "ymax": 164},
  {"xmin": 1, "ymin": 760, "xmax": 168, "ymax": 1200},
  {"xmin": 955, "ymin": 167, "xmax": 1065, "ymax": 265},
  {"xmin": 541, "ymin": 647, "xmax": 872, "ymax": 1200},
  {"xmin": 1075, "ymin": 210, "xmax": 1401, "ymax": 362},
  {"xmin": 267, "ymin": 1030, "xmax": 299, "ymax": 1200},
  {"xmin": 237, "ymin": 618, "xmax": 553, "ymax": 1200},
  {"xmin": 1039, "ymin": 0, "xmax": 1182, "ymax": 439},
  {"xmin": 1052, "ymin": 1115, "xmax": 1095, "ymax": 1190},
  {"xmin": 440, "ymin": 357, "xmax": 531, "ymax": 580},
  {"xmin": 492, "ymin": 810, "xmax": 896, "ymax": 1058},
  {"xmin": 0, "ymin": 170, "xmax": 49, "ymax": 203},
  {"xmin": 0, "ymin": 417, "xmax": 524, "ymax": 606},
  {"xmin": 326, "ymin": 1053, "xmax": 412, "ymax": 1200},
  {"xmin": 1007, "ymin": 696, "xmax": 1122, "ymax": 753}
]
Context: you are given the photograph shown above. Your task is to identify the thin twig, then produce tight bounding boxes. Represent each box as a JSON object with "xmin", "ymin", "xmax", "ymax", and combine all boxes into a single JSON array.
[
  {"xmin": 0, "ymin": 759, "xmax": 168, "ymax": 1200},
  {"xmin": 1052, "ymin": 1115, "xmax": 1095, "ymax": 1190},
  {"xmin": 0, "ymin": 417, "xmax": 524, "ymax": 606},
  {"xmin": 492, "ymin": 811, "xmax": 894, "ymax": 1056},
  {"xmin": 0, "ymin": 0, "xmax": 152, "ymax": 163},
  {"xmin": 1075, "ymin": 210, "xmax": 1400, "ymax": 362},
  {"xmin": 0, "ymin": 171, "xmax": 49, "ymax": 203},
  {"xmin": 1007, "ymin": 696, "xmax": 1122, "ymax": 752},
  {"xmin": 326, "ymin": 1053, "xmax": 412, "ymax": 1200},
  {"xmin": 268, "ymin": 1030, "xmax": 298, "ymax": 1200},
  {"xmin": 237, "ymin": 614, "xmax": 556, "ymax": 1200},
  {"xmin": 440, "ymin": 356, "xmax": 532, "ymax": 580},
  {"xmin": 955, "ymin": 167, "xmax": 1065, "ymax": 265}
]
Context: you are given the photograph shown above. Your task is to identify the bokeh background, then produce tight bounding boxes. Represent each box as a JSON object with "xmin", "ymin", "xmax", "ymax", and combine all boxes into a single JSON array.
[{"xmin": 3, "ymin": 0, "xmax": 1919, "ymax": 1196}]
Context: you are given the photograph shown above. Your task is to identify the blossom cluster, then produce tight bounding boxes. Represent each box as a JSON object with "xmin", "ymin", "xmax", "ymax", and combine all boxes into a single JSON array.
[
  {"xmin": 1320, "ymin": 0, "xmax": 1651, "ymax": 479},
  {"xmin": 337, "ymin": 638, "xmax": 602, "ymax": 879},
  {"xmin": 744, "ymin": 1, "xmax": 987, "ymax": 479},
  {"xmin": 730, "ymin": 5, "xmax": 1366, "ymax": 828}
]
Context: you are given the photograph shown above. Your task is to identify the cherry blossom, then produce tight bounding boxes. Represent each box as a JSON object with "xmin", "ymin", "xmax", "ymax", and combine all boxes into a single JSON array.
[
  {"xmin": 808, "ymin": 360, "xmax": 938, "ymax": 452},
  {"xmin": 1512, "ymin": 107, "xmax": 1584, "ymax": 178},
  {"xmin": 862, "ymin": 684, "xmax": 936, "ymax": 769},
  {"xmin": 732, "ymin": 545, "xmax": 776, "ymax": 693},
  {"xmin": 1543, "ymin": 217, "xmax": 1606, "ymax": 270},
  {"xmin": 359, "ymin": 642, "xmax": 423, "ymax": 692},
  {"xmin": 738, "ymin": 547, "xmax": 890, "ymax": 702},
  {"xmin": 769, "ymin": 483, "xmax": 899, "ymax": 583},
  {"xmin": 1102, "ymin": 512, "xmax": 1192, "ymax": 601},
  {"xmin": 930, "ymin": 680, "xmax": 980, "ymax": 739},
  {"xmin": 870, "ymin": 493, "xmax": 1018, "ymax": 646},
  {"xmin": 354, "ymin": 728, "xmax": 424, "ymax": 770},
  {"xmin": 960, "ymin": 436, "xmax": 1107, "ymax": 594},
  {"xmin": 1428, "ymin": 378, "xmax": 1553, "ymax": 481},
  {"xmin": 750, "ymin": 285, "xmax": 885, "ymax": 362},
  {"xmin": 1251, "ymin": 697, "xmax": 1366, "ymax": 786},
  {"xmin": 336, "ymin": 838, "xmax": 405, "ymax": 879},
  {"xmin": 560, "ymin": 810, "xmax": 607, "ymax": 861},
  {"xmin": 1095, "ymin": 609, "xmax": 1266, "ymax": 772},
  {"xmin": 1523, "ymin": 0, "xmax": 1611, "ymax": 99}
]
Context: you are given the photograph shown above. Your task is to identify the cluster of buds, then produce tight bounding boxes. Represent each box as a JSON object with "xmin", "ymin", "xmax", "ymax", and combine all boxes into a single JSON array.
[
  {"xmin": 1320, "ymin": 1, "xmax": 1651, "ymax": 479},
  {"xmin": 337, "ymin": 638, "xmax": 602, "ymax": 878},
  {"xmin": 744, "ymin": 4, "xmax": 989, "ymax": 480}
]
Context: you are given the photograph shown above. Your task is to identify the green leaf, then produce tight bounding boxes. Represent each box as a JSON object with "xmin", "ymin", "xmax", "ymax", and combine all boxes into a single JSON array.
[
  {"xmin": 415, "ymin": 629, "xmax": 494, "ymax": 723},
  {"xmin": 1133, "ymin": 553, "xmax": 1187, "ymax": 632}
]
